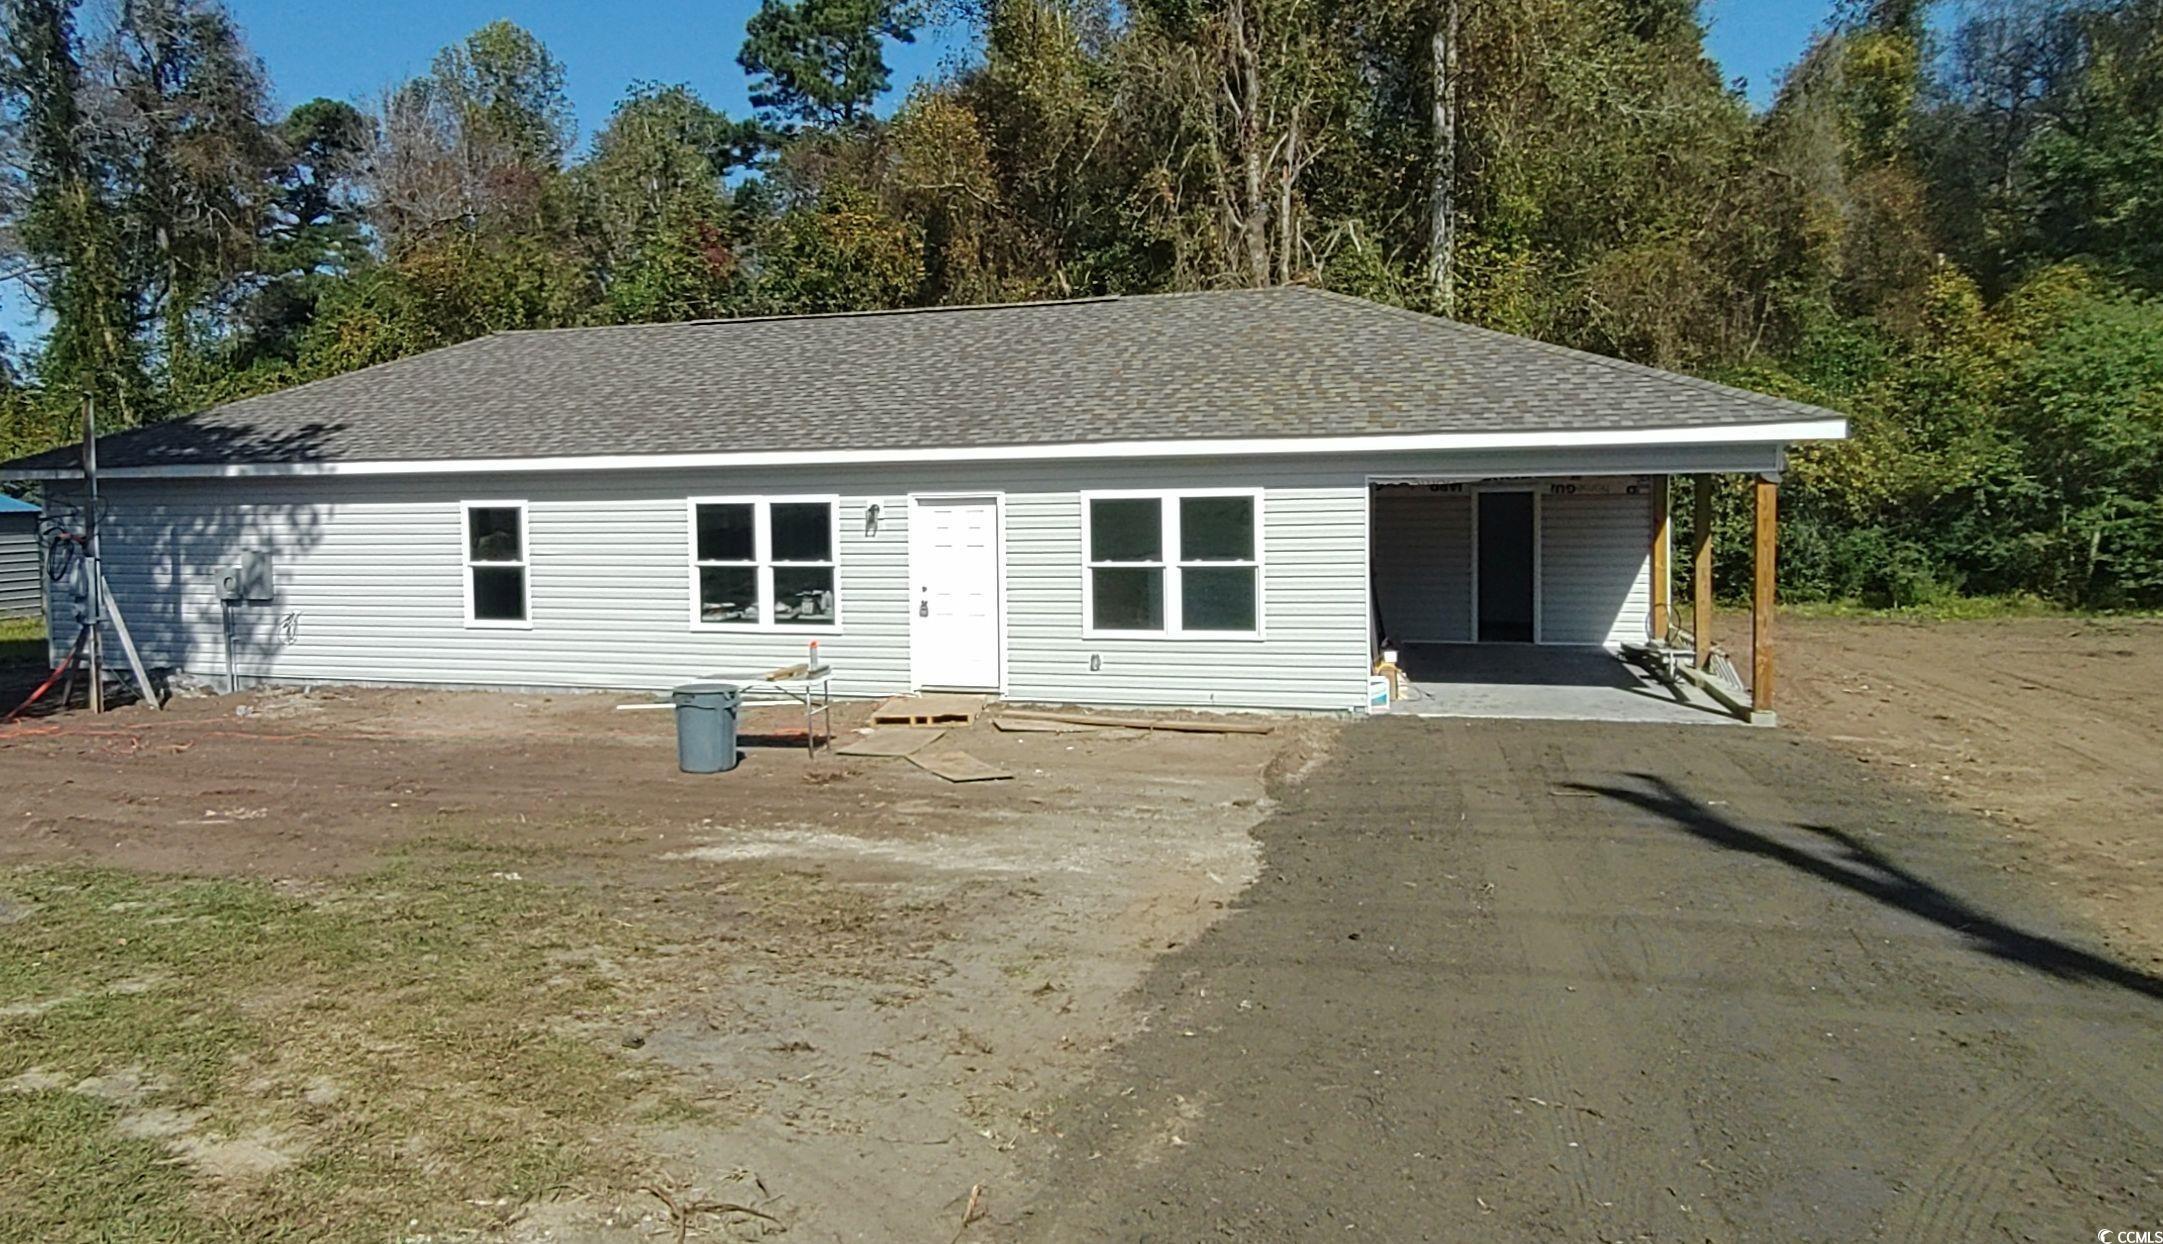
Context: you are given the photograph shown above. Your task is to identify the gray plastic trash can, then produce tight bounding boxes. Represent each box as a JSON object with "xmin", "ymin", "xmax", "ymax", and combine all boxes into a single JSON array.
[{"xmin": 671, "ymin": 680, "xmax": 742, "ymax": 773}]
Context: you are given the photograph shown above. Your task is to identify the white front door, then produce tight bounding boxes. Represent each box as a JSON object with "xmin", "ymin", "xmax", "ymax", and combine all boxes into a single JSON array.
[{"xmin": 909, "ymin": 496, "xmax": 1002, "ymax": 690}]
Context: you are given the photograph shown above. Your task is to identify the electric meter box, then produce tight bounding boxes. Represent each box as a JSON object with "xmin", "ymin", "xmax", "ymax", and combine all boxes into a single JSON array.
[{"xmin": 218, "ymin": 549, "xmax": 274, "ymax": 603}]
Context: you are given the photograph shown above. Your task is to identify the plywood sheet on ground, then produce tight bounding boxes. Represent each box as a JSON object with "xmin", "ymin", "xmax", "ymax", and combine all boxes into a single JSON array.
[
  {"xmin": 835, "ymin": 728, "xmax": 945, "ymax": 758},
  {"xmin": 993, "ymin": 717, "xmax": 1108, "ymax": 733},
  {"xmin": 908, "ymin": 750, "xmax": 1013, "ymax": 782}
]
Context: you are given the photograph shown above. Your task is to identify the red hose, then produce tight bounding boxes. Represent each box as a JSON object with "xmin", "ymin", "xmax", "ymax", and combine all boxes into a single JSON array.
[{"xmin": 2, "ymin": 631, "xmax": 84, "ymax": 724}]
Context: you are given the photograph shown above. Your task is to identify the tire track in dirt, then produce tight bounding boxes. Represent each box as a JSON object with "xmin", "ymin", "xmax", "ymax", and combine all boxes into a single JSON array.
[
  {"xmin": 1028, "ymin": 717, "xmax": 2163, "ymax": 1242},
  {"xmin": 1460, "ymin": 731, "xmax": 1636, "ymax": 1232},
  {"xmin": 1503, "ymin": 731, "xmax": 1729, "ymax": 1237},
  {"xmin": 1886, "ymin": 1073, "xmax": 2065, "ymax": 1243},
  {"xmin": 1587, "ymin": 723, "xmax": 2163, "ymax": 1239}
]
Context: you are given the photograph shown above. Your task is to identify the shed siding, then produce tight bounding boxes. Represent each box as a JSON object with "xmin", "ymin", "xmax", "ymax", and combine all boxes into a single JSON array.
[
  {"xmin": 1539, "ymin": 490, "xmax": 1653, "ymax": 647},
  {"xmin": 0, "ymin": 512, "xmax": 39, "ymax": 617},
  {"xmin": 54, "ymin": 443, "xmax": 1769, "ymax": 711},
  {"xmin": 1371, "ymin": 489, "xmax": 1472, "ymax": 644}
]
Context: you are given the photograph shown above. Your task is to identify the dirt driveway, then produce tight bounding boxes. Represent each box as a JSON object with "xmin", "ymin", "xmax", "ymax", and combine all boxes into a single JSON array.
[{"xmin": 1028, "ymin": 717, "xmax": 2163, "ymax": 1241}]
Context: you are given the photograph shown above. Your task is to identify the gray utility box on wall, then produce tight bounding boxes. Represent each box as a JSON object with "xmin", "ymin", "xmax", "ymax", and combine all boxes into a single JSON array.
[{"xmin": 218, "ymin": 549, "xmax": 274, "ymax": 603}]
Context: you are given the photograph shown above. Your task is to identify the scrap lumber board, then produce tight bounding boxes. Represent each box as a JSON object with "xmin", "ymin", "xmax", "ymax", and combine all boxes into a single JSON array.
[
  {"xmin": 836, "ymin": 728, "xmax": 946, "ymax": 758},
  {"xmin": 999, "ymin": 709, "xmax": 1273, "ymax": 735},
  {"xmin": 993, "ymin": 716, "xmax": 1107, "ymax": 733},
  {"xmin": 908, "ymin": 750, "xmax": 1012, "ymax": 782},
  {"xmin": 871, "ymin": 693, "xmax": 986, "ymax": 726}
]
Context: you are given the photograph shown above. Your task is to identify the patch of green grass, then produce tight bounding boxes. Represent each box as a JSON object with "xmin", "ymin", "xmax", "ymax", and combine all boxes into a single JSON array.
[
  {"xmin": 0, "ymin": 614, "xmax": 46, "ymax": 665},
  {"xmin": 0, "ymin": 853, "xmax": 693, "ymax": 1242},
  {"xmin": 1782, "ymin": 594, "xmax": 2163, "ymax": 622},
  {"xmin": 0, "ymin": 1091, "xmax": 208, "ymax": 1240}
]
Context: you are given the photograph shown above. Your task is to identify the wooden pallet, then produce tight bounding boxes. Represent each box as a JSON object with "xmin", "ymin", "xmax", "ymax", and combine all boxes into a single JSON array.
[{"xmin": 871, "ymin": 693, "xmax": 986, "ymax": 726}]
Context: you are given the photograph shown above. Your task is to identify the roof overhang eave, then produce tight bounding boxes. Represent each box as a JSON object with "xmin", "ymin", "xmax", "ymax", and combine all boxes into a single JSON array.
[{"xmin": 2, "ymin": 417, "xmax": 1848, "ymax": 482}]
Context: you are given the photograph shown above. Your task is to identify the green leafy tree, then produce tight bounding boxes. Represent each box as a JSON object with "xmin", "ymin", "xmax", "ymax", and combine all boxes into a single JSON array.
[
  {"xmin": 107, "ymin": 0, "xmax": 284, "ymax": 401},
  {"xmin": 738, "ymin": 0, "xmax": 922, "ymax": 129},
  {"xmin": 1997, "ymin": 269, "xmax": 2163, "ymax": 603},
  {"xmin": 226, "ymin": 98, "xmax": 372, "ymax": 371},
  {"xmin": 0, "ymin": 0, "xmax": 153, "ymax": 425},
  {"xmin": 373, "ymin": 20, "xmax": 576, "ymax": 252},
  {"xmin": 580, "ymin": 83, "xmax": 762, "ymax": 322},
  {"xmin": 2018, "ymin": 1, "xmax": 2163, "ymax": 289},
  {"xmin": 317, "ymin": 22, "xmax": 592, "ymax": 384},
  {"xmin": 752, "ymin": 185, "xmax": 923, "ymax": 311}
]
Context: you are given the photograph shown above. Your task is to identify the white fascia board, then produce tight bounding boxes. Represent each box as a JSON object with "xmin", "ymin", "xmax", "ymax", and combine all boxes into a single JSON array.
[{"xmin": 9, "ymin": 418, "xmax": 1848, "ymax": 481}]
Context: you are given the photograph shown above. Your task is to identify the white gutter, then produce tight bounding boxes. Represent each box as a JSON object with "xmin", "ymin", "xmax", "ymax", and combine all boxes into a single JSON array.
[{"xmin": 8, "ymin": 418, "xmax": 1846, "ymax": 481}]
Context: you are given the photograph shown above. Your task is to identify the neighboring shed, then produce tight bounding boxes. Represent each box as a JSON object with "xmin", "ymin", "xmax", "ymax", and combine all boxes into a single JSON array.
[
  {"xmin": 0, "ymin": 494, "xmax": 40, "ymax": 619},
  {"xmin": 0, "ymin": 288, "xmax": 1844, "ymax": 718}
]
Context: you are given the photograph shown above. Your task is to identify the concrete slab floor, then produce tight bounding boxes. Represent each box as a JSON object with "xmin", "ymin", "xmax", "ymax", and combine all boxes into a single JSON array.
[{"xmin": 1385, "ymin": 642, "xmax": 1741, "ymax": 725}]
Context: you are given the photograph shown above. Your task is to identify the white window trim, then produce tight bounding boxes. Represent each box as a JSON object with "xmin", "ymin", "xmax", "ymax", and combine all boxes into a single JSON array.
[
  {"xmin": 462, "ymin": 499, "xmax": 532, "ymax": 630},
  {"xmin": 685, "ymin": 495, "xmax": 844, "ymax": 632},
  {"xmin": 1080, "ymin": 488, "xmax": 1265, "ymax": 640}
]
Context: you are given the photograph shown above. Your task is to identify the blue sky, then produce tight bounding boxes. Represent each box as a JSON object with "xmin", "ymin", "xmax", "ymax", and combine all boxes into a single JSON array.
[
  {"xmin": 237, "ymin": 0, "xmax": 1835, "ymax": 141},
  {"xmin": 3, "ymin": 1, "xmax": 1835, "ymax": 346}
]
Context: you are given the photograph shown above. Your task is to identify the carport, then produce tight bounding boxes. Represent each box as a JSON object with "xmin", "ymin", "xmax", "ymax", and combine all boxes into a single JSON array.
[
  {"xmin": 1386, "ymin": 643, "xmax": 1734, "ymax": 723},
  {"xmin": 1369, "ymin": 472, "xmax": 1780, "ymax": 724}
]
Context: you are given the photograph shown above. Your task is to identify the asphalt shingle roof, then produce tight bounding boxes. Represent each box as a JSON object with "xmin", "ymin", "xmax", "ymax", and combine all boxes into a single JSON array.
[{"xmin": 3, "ymin": 286, "xmax": 1840, "ymax": 472}]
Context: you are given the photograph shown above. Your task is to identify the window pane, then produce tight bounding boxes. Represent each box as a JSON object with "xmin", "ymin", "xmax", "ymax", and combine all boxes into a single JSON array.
[
  {"xmin": 773, "ymin": 566, "xmax": 836, "ymax": 626},
  {"xmin": 698, "ymin": 565, "xmax": 759, "ymax": 623},
  {"xmin": 1181, "ymin": 496, "xmax": 1254, "ymax": 561},
  {"xmin": 470, "ymin": 566, "xmax": 525, "ymax": 621},
  {"xmin": 1091, "ymin": 567, "xmax": 1163, "ymax": 630},
  {"xmin": 695, "ymin": 503, "xmax": 755, "ymax": 563},
  {"xmin": 771, "ymin": 502, "xmax": 832, "ymax": 563},
  {"xmin": 1089, "ymin": 498, "xmax": 1161, "ymax": 562},
  {"xmin": 1183, "ymin": 566, "xmax": 1256, "ymax": 632},
  {"xmin": 468, "ymin": 508, "xmax": 522, "ymax": 562}
]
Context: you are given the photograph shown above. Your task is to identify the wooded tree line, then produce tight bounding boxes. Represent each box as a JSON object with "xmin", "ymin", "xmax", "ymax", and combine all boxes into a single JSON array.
[{"xmin": 1, "ymin": 0, "xmax": 2158, "ymax": 606}]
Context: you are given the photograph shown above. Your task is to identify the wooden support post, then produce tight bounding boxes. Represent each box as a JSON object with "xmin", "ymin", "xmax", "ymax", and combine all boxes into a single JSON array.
[
  {"xmin": 1649, "ymin": 475, "xmax": 1671, "ymax": 642},
  {"xmin": 1692, "ymin": 475, "xmax": 1714, "ymax": 669},
  {"xmin": 1751, "ymin": 473, "xmax": 1778, "ymax": 722}
]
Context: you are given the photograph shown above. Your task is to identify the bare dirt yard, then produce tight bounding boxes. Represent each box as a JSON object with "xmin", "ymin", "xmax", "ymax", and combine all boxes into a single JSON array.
[
  {"xmin": 4, "ymin": 611, "xmax": 2161, "ymax": 1242},
  {"xmin": 0, "ymin": 686, "xmax": 1326, "ymax": 1242},
  {"xmin": 1734, "ymin": 611, "xmax": 2163, "ymax": 967}
]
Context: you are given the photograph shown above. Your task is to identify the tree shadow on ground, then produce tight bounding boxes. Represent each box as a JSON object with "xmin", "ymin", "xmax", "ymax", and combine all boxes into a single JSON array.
[{"xmin": 1570, "ymin": 773, "xmax": 2163, "ymax": 1005}]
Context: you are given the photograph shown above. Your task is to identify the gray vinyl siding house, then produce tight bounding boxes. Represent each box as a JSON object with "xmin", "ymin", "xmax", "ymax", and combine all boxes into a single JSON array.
[{"xmin": 2, "ymin": 288, "xmax": 1844, "ymax": 712}]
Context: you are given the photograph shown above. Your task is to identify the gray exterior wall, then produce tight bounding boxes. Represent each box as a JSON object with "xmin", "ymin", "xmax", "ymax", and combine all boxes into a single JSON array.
[
  {"xmin": 1372, "ymin": 489, "xmax": 1473, "ymax": 644},
  {"xmin": 0, "ymin": 510, "xmax": 39, "ymax": 618},
  {"xmin": 54, "ymin": 443, "xmax": 1777, "ymax": 712},
  {"xmin": 1539, "ymin": 489, "xmax": 1654, "ymax": 646},
  {"xmin": 1368, "ymin": 483, "xmax": 1654, "ymax": 649}
]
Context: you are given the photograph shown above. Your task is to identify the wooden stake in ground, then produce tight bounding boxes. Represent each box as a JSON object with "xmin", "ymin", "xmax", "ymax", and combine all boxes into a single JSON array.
[{"xmin": 949, "ymin": 1183, "xmax": 986, "ymax": 1243}]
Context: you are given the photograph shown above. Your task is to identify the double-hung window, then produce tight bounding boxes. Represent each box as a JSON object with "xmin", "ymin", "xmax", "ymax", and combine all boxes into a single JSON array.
[
  {"xmin": 690, "ymin": 497, "xmax": 839, "ymax": 629},
  {"xmin": 1083, "ymin": 490, "xmax": 1261, "ymax": 637},
  {"xmin": 463, "ymin": 501, "xmax": 530, "ymax": 628}
]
